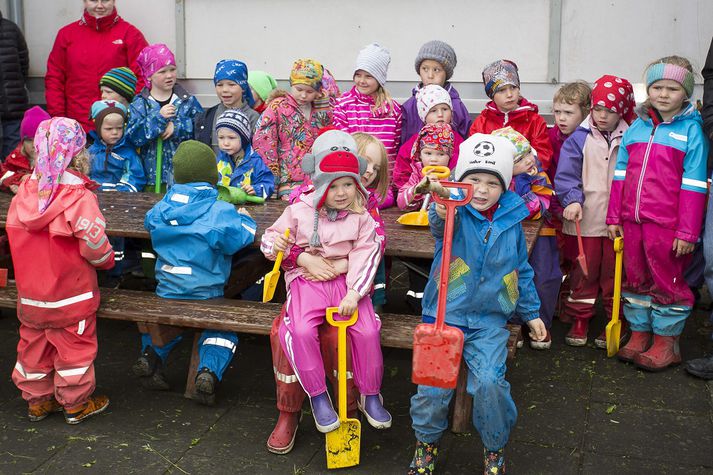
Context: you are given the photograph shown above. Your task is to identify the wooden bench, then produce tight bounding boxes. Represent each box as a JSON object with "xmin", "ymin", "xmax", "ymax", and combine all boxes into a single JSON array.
[{"xmin": 0, "ymin": 284, "xmax": 520, "ymax": 433}]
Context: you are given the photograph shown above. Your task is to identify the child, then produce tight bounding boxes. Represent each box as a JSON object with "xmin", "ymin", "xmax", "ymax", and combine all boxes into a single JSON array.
[
  {"xmin": 215, "ymin": 110, "xmax": 274, "ymax": 198},
  {"xmin": 247, "ymin": 70, "xmax": 278, "ymax": 114},
  {"xmin": 607, "ymin": 57, "xmax": 708, "ymax": 370},
  {"xmin": 492, "ymin": 126, "xmax": 559, "ymax": 349},
  {"xmin": 0, "ymin": 106, "xmax": 50, "ymax": 193},
  {"xmin": 195, "ymin": 59, "xmax": 260, "ymax": 154},
  {"xmin": 333, "ymin": 43, "xmax": 402, "ymax": 173},
  {"xmin": 549, "ymin": 81, "xmax": 592, "ymax": 180},
  {"xmin": 136, "ymin": 140, "xmax": 257, "ymax": 401},
  {"xmin": 401, "ymin": 40, "xmax": 470, "ymax": 142},
  {"xmin": 126, "ymin": 43, "xmax": 203, "ymax": 190},
  {"xmin": 556, "ymin": 75, "xmax": 635, "ymax": 348},
  {"xmin": 253, "ymin": 58, "xmax": 332, "ymax": 200},
  {"xmin": 99, "ymin": 67, "xmax": 138, "ymax": 108},
  {"xmin": 7, "ymin": 117, "xmax": 114, "ymax": 424},
  {"xmin": 469, "ymin": 59, "xmax": 553, "ymax": 173},
  {"xmin": 261, "ymin": 129, "xmax": 390, "ymax": 433},
  {"xmin": 408, "ymin": 133, "xmax": 545, "ymax": 475},
  {"xmin": 394, "ymin": 85, "xmax": 464, "ymax": 191}
]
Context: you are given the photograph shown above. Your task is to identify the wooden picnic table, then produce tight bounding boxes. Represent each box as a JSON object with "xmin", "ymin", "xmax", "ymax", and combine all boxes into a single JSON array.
[{"xmin": 0, "ymin": 191, "xmax": 542, "ymax": 258}]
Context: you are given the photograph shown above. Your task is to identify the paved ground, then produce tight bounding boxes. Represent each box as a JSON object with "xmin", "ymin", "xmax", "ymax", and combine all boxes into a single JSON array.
[{"xmin": 0, "ymin": 270, "xmax": 712, "ymax": 474}]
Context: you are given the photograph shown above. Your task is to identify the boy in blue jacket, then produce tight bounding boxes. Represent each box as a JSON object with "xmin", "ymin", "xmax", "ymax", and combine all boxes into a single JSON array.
[
  {"xmin": 408, "ymin": 133, "xmax": 546, "ymax": 475},
  {"xmin": 134, "ymin": 140, "xmax": 257, "ymax": 404}
]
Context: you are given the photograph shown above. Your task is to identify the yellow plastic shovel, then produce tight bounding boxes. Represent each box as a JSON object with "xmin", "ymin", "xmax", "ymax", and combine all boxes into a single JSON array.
[
  {"xmin": 396, "ymin": 165, "xmax": 450, "ymax": 227},
  {"xmin": 325, "ymin": 307, "xmax": 360, "ymax": 469},
  {"xmin": 262, "ymin": 229, "xmax": 290, "ymax": 303},
  {"xmin": 606, "ymin": 237, "xmax": 624, "ymax": 357}
]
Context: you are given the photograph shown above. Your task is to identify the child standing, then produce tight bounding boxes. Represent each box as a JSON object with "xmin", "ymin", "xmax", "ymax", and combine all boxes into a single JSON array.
[
  {"xmin": 195, "ymin": 59, "xmax": 260, "ymax": 154},
  {"xmin": 607, "ymin": 57, "xmax": 708, "ymax": 370},
  {"xmin": 549, "ymin": 81, "xmax": 592, "ymax": 181},
  {"xmin": 469, "ymin": 59, "xmax": 553, "ymax": 173},
  {"xmin": 126, "ymin": 43, "xmax": 203, "ymax": 191},
  {"xmin": 215, "ymin": 110, "xmax": 274, "ymax": 198},
  {"xmin": 401, "ymin": 40, "xmax": 470, "ymax": 142},
  {"xmin": 261, "ymin": 129, "xmax": 390, "ymax": 433},
  {"xmin": 99, "ymin": 67, "xmax": 138, "ymax": 108},
  {"xmin": 0, "ymin": 106, "xmax": 50, "ymax": 193},
  {"xmin": 252, "ymin": 59, "xmax": 332, "ymax": 200},
  {"xmin": 136, "ymin": 140, "xmax": 257, "ymax": 401},
  {"xmin": 408, "ymin": 133, "xmax": 544, "ymax": 474},
  {"xmin": 7, "ymin": 117, "xmax": 114, "ymax": 424},
  {"xmin": 556, "ymin": 75, "xmax": 635, "ymax": 348}
]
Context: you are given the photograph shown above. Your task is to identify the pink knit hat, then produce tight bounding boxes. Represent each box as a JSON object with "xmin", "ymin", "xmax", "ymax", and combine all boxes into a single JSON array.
[{"xmin": 20, "ymin": 106, "xmax": 51, "ymax": 141}]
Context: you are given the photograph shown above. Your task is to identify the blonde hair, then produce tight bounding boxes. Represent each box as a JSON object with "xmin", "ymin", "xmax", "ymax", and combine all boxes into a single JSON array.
[
  {"xmin": 352, "ymin": 132, "xmax": 390, "ymax": 201},
  {"xmin": 553, "ymin": 81, "xmax": 592, "ymax": 119},
  {"xmin": 643, "ymin": 55, "xmax": 694, "ymax": 110},
  {"xmin": 372, "ymin": 85, "xmax": 396, "ymax": 115},
  {"xmin": 347, "ymin": 187, "xmax": 367, "ymax": 214},
  {"xmin": 68, "ymin": 148, "xmax": 90, "ymax": 176}
]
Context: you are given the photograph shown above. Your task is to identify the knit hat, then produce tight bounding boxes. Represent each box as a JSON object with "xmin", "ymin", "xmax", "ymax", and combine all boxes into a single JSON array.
[
  {"xmin": 214, "ymin": 59, "xmax": 255, "ymax": 107},
  {"xmin": 290, "ymin": 58, "xmax": 324, "ymax": 91},
  {"xmin": 20, "ymin": 106, "xmax": 51, "ymax": 141},
  {"xmin": 301, "ymin": 129, "xmax": 368, "ymax": 247},
  {"xmin": 215, "ymin": 110, "xmax": 251, "ymax": 147},
  {"xmin": 416, "ymin": 84, "xmax": 453, "ymax": 122},
  {"xmin": 173, "ymin": 140, "xmax": 219, "ymax": 185},
  {"xmin": 592, "ymin": 75, "xmax": 636, "ymax": 125},
  {"xmin": 411, "ymin": 123, "xmax": 455, "ymax": 162},
  {"xmin": 248, "ymin": 70, "xmax": 278, "ymax": 101},
  {"xmin": 482, "ymin": 59, "xmax": 520, "ymax": 98},
  {"xmin": 90, "ymin": 99, "xmax": 128, "ymax": 131},
  {"xmin": 354, "ymin": 43, "xmax": 391, "ymax": 87},
  {"xmin": 34, "ymin": 117, "xmax": 86, "ymax": 213},
  {"xmin": 99, "ymin": 67, "xmax": 137, "ymax": 102},
  {"xmin": 136, "ymin": 43, "xmax": 176, "ymax": 87},
  {"xmin": 490, "ymin": 126, "xmax": 531, "ymax": 162},
  {"xmin": 455, "ymin": 133, "xmax": 516, "ymax": 189},
  {"xmin": 414, "ymin": 40, "xmax": 457, "ymax": 81},
  {"xmin": 645, "ymin": 60, "xmax": 695, "ymax": 98}
]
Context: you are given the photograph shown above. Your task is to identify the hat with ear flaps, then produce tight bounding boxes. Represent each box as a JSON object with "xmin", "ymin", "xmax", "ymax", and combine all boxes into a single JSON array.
[{"xmin": 301, "ymin": 129, "xmax": 369, "ymax": 247}]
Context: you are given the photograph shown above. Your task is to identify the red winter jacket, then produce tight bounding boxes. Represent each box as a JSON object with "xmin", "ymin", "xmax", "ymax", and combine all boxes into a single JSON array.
[
  {"xmin": 469, "ymin": 97, "xmax": 553, "ymax": 173},
  {"xmin": 45, "ymin": 9, "xmax": 147, "ymax": 132},
  {"xmin": 0, "ymin": 143, "xmax": 31, "ymax": 192},
  {"xmin": 6, "ymin": 171, "xmax": 114, "ymax": 329}
]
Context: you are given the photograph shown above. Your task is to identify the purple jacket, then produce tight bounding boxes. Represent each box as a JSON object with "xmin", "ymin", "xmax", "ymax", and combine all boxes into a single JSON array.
[{"xmin": 400, "ymin": 83, "xmax": 471, "ymax": 143}]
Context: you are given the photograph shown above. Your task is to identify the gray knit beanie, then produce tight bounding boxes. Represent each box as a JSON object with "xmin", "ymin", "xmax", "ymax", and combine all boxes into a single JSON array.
[
  {"xmin": 354, "ymin": 43, "xmax": 391, "ymax": 87},
  {"xmin": 415, "ymin": 40, "xmax": 457, "ymax": 81}
]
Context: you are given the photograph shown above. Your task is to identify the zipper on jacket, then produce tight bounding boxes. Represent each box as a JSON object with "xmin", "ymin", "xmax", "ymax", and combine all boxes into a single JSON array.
[
  {"xmin": 483, "ymin": 225, "xmax": 492, "ymax": 244},
  {"xmin": 634, "ymin": 126, "xmax": 657, "ymax": 223}
]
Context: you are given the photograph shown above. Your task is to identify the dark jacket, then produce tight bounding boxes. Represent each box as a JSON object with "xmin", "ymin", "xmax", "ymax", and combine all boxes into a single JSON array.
[
  {"xmin": 0, "ymin": 12, "xmax": 28, "ymax": 120},
  {"xmin": 702, "ymin": 36, "xmax": 713, "ymax": 159}
]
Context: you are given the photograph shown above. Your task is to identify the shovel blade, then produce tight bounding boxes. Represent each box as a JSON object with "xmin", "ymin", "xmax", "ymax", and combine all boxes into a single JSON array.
[
  {"xmin": 606, "ymin": 320, "xmax": 622, "ymax": 357},
  {"xmin": 412, "ymin": 323, "xmax": 464, "ymax": 389},
  {"xmin": 397, "ymin": 210, "xmax": 429, "ymax": 227},
  {"xmin": 577, "ymin": 255, "xmax": 589, "ymax": 279},
  {"xmin": 262, "ymin": 271, "xmax": 280, "ymax": 303},
  {"xmin": 325, "ymin": 419, "xmax": 361, "ymax": 469}
]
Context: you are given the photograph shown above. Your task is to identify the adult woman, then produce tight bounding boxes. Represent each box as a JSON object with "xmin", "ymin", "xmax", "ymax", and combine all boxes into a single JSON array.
[{"xmin": 45, "ymin": 0, "xmax": 148, "ymax": 131}]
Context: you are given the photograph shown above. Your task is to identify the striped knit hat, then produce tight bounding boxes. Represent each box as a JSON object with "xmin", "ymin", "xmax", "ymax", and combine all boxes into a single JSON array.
[
  {"xmin": 645, "ymin": 60, "xmax": 695, "ymax": 98},
  {"xmin": 355, "ymin": 43, "xmax": 391, "ymax": 87},
  {"xmin": 99, "ymin": 67, "xmax": 137, "ymax": 102},
  {"xmin": 215, "ymin": 110, "xmax": 252, "ymax": 147}
]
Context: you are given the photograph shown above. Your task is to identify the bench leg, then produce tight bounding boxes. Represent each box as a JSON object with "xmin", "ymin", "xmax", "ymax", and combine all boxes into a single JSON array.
[{"xmin": 451, "ymin": 359, "xmax": 471, "ymax": 434}]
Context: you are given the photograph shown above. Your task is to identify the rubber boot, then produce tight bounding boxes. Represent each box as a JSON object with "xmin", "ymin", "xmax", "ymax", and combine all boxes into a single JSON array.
[
  {"xmin": 266, "ymin": 411, "xmax": 301, "ymax": 454},
  {"xmin": 565, "ymin": 318, "xmax": 589, "ymax": 347},
  {"xmin": 484, "ymin": 447, "xmax": 506, "ymax": 475},
  {"xmin": 634, "ymin": 335, "xmax": 681, "ymax": 371},
  {"xmin": 407, "ymin": 440, "xmax": 439, "ymax": 475},
  {"xmin": 617, "ymin": 331, "xmax": 652, "ymax": 363}
]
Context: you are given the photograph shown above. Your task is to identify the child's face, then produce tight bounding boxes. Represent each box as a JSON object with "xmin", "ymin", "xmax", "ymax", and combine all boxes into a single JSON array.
[
  {"xmin": 492, "ymin": 85, "xmax": 520, "ymax": 113},
  {"xmin": 354, "ymin": 70, "xmax": 379, "ymax": 96},
  {"xmin": 250, "ymin": 86, "xmax": 263, "ymax": 109},
  {"xmin": 591, "ymin": 105, "xmax": 621, "ymax": 132},
  {"xmin": 21, "ymin": 139, "xmax": 36, "ymax": 165},
  {"xmin": 217, "ymin": 128, "xmax": 243, "ymax": 156},
  {"xmin": 290, "ymin": 84, "xmax": 320, "ymax": 106},
  {"xmin": 324, "ymin": 176, "xmax": 358, "ymax": 210},
  {"xmin": 462, "ymin": 172, "xmax": 504, "ymax": 211},
  {"xmin": 100, "ymin": 86, "xmax": 130, "ymax": 107},
  {"xmin": 360, "ymin": 142, "xmax": 382, "ymax": 188},
  {"xmin": 420, "ymin": 147, "xmax": 450, "ymax": 168},
  {"xmin": 425, "ymin": 104, "xmax": 453, "ymax": 125},
  {"xmin": 513, "ymin": 151, "xmax": 536, "ymax": 176},
  {"xmin": 99, "ymin": 113, "xmax": 125, "ymax": 145},
  {"xmin": 419, "ymin": 60, "xmax": 447, "ymax": 87},
  {"xmin": 553, "ymin": 101, "xmax": 583, "ymax": 135},
  {"xmin": 648, "ymin": 79, "xmax": 687, "ymax": 118},
  {"xmin": 215, "ymin": 80, "xmax": 244, "ymax": 108},
  {"xmin": 150, "ymin": 65, "xmax": 177, "ymax": 93}
]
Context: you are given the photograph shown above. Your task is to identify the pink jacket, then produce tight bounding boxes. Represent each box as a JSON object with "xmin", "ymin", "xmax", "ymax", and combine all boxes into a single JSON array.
[
  {"xmin": 333, "ymin": 86, "xmax": 403, "ymax": 165},
  {"xmin": 260, "ymin": 193, "xmax": 382, "ymax": 298}
]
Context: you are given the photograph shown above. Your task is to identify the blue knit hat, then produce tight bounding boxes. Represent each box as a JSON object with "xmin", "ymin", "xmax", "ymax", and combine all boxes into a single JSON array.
[
  {"xmin": 216, "ymin": 110, "xmax": 252, "ymax": 147},
  {"xmin": 214, "ymin": 59, "xmax": 255, "ymax": 107}
]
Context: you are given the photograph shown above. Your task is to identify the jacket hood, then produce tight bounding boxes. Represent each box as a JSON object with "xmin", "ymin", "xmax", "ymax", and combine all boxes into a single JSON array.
[
  {"xmin": 485, "ymin": 97, "xmax": 539, "ymax": 117},
  {"xmin": 157, "ymin": 183, "xmax": 219, "ymax": 226},
  {"xmin": 88, "ymin": 131, "xmax": 131, "ymax": 150},
  {"xmin": 266, "ymin": 88, "xmax": 289, "ymax": 104},
  {"xmin": 81, "ymin": 8, "xmax": 119, "ymax": 31},
  {"xmin": 634, "ymin": 102, "xmax": 701, "ymax": 126},
  {"xmin": 12, "ymin": 172, "xmax": 90, "ymax": 231}
]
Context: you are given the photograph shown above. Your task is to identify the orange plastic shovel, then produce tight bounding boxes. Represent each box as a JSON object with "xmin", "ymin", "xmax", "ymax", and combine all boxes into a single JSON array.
[
  {"xmin": 262, "ymin": 229, "xmax": 290, "ymax": 303},
  {"xmin": 411, "ymin": 182, "xmax": 473, "ymax": 389},
  {"xmin": 575, "ymin": 220, "xmax": 589, "ymax": 279}
]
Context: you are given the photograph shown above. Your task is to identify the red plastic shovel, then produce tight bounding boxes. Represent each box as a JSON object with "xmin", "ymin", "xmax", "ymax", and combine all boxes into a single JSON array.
[
  {"xmin": 412, "ymin": 182, "xmax": 474, "ymax": 389},
  {"xmin": 575, "ymin": 220, "xmax": 589, "ymax": 279}
]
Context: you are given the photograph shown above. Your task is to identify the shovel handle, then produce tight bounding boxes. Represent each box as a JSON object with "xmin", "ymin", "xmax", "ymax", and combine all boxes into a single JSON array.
[
  {"xmin": 575, "ymin": 220, "xmax": 585, "ymax": 253},
  {"xmin": 326, "ymin": 307, "xmax": 358, "ymax": 327},
  {"xmin": 611, "ymin": 237, "xmax": 624, "ymax": 325},
  {"xmin": 271, "ymin": 229, "xmax": 291, "ymax": 271},
  {"xmin": 430, "ymin": 182, "xmax": 474, "ymax": 208},
  {"xmin": 422, "ymin": 165, "xmax": 450, "ymax": 179},
  {"xmin": 326, "ymin": 307, "xmax": 357, "ymax": 421}
]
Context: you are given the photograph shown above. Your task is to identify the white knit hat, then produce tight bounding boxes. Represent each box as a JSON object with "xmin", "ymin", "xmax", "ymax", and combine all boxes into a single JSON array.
[
  {"xmin": 354, "ymin": 43, "xmax": 391, "ymax": 87},
  {"xmin": 416, "ymin": 84, "xmax": 452, "ymax": 122},
  {"xmin": 455, "ymin": 133, "xmax": 516, "ymax": 189}
]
